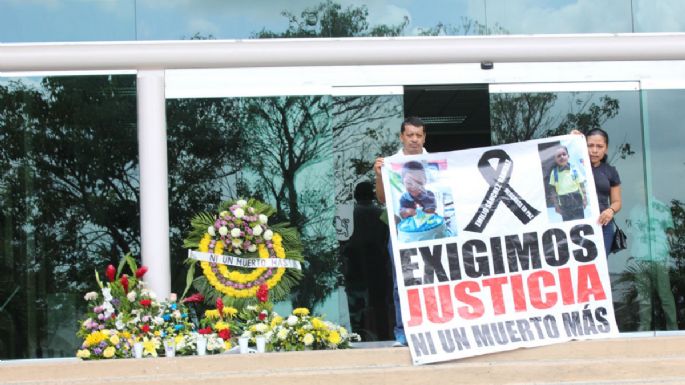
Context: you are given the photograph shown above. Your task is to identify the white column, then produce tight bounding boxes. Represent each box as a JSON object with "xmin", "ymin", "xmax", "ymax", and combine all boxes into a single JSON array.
[{"xmin": 137, "ymin": 69, "xmax": 170, "ymax": 298}]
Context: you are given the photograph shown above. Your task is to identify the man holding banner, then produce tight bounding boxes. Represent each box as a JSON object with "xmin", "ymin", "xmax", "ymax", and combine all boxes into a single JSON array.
[
  {"xmin": 379, "ymin": 134, "xmax": 619, "ymax": 365},
  {"xmin": 375, "ymin": 116, "xmax": 429, "ymax": 347}
]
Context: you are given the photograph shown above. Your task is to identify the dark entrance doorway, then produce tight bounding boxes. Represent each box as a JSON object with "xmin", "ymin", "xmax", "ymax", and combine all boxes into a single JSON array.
[{"xmin": 403, "ymin": 84, "xmax": 491, "ymax": 151}]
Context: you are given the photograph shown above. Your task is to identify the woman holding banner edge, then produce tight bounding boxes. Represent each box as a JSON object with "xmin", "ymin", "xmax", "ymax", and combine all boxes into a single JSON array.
[{"xmin": 572, "ymin": 128, "xmax": 622, "ymax": 253}]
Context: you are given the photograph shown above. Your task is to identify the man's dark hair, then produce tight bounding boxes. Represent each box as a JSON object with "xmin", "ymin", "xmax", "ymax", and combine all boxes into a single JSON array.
[{"xmin": 401, "ymin": 116, "xmax": 426, "ymax": 134}]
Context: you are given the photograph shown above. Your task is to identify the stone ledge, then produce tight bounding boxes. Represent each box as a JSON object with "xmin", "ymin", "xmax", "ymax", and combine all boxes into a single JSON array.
[{"xmin": 2, "ymin": 336, "xmax": 685, "ymax": 385}]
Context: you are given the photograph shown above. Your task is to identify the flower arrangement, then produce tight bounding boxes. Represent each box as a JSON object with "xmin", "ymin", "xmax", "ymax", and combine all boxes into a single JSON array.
[
  {"xmin": 183, "ymin": 198, "xmax": 304, "ymax": 307},
  {"xmin": 76, "ymin": 254, "xmax": 196, "ymax": 359},
  {"xmin": 76, "ymin": 329, "xmax": 133, "ymax": 359},
  {"xmin": 196, "ymin": 297, "xmax": 239, "ymax": 353},
  {"xmin": 268, "ymin": 307, "xmax": 360, "ymax": 351}
]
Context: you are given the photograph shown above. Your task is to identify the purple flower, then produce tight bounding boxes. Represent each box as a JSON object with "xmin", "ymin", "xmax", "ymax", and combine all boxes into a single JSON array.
[
  {"xmin": 97, "ymin": 314, "xmax": 105, "ymax": 320},
  {"xmin": 98, "ymin": 324, "xmax": 105, "ymax": 330},
  {"xmin": 93, "ymin": 347, "xmax": 103, "ymax": 355},
  {"xmin": 99, "ymin": 341, "xmax": 108, "ymax": 348},
  {"xmin": 111, "ymin": 298, "xmax": 120, "ymax": 306}
]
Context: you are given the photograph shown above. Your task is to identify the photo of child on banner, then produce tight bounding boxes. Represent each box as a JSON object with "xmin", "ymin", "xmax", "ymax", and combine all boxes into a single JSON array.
[
  {"xmin": 387, "ymin": 159, "xmax": 457, "ymax": 243},
  {"xmin": 539, "ymin": 140, "xmax": 591, "ymax": 222},
  {"xmin": 381, "ymin": 135, "xmax": 618, "ymax": 366}
]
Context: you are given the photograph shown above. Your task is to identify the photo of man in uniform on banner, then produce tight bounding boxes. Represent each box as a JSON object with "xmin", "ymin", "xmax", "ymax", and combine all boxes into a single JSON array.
[{"xmin": 386, "ymin": 159, "xmax": 457, "ymax": 243}]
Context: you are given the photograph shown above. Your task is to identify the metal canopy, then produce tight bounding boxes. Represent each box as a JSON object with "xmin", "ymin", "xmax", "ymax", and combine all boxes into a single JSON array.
[{"xmin": 2, "ymin": 33, "xmax": 685, "ymax": 72}]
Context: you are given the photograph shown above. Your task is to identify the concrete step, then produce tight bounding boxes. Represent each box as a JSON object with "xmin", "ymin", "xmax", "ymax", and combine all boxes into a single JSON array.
[{"xmin": 2, "ymin": 336, "xmax": 685, "ymax": 385}]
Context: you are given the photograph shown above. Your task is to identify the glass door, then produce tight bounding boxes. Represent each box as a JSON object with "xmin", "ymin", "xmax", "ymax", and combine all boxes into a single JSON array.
[{"xmin": 488, "ymin": 81, "xmax": 664, "ymax": 333}]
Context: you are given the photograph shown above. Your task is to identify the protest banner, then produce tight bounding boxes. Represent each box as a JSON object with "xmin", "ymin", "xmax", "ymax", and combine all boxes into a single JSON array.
[{"xmin": 382, "ymin": 135, "xmax": 618, "ymax": 365}]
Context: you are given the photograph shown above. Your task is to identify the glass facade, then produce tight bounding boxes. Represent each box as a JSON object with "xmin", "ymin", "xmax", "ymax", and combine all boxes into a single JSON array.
[
  {"xmin": 3, "ymin": 0, "xmax": 685, "ymax": 361},
  {"xmin": 0, "ymin": 75, "xmax": 138, "ymax": 358}
]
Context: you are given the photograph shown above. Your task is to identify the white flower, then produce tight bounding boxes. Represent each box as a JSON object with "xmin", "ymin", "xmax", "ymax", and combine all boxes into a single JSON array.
[
  {"xmin": 252, "ymin": 225, "xmax": 263, "ymax": 236},
  {"xmin": 303, "ymin": 333, "xmax": 314, "ymax": 346},
  {"xmin": 115, "ymin": 319, "xmax": 125, "ymax": 330},
  {"xmin": 258, "ymin": 214, "xmax": 268, "ymax": 224},
  {"xmin": 153, "ymin": 316, "xmax": 164, "ymax": 325},
  {"xmin": 277, "ymin": 328, "xmax": 289, "ymax": 340},
  {"xmin": 233, "ymin": 207, "xmax": 245, "ymax": 219},
  {"xmin": 241, "ymin": 330, "xmax": 253, "ymax": 338},
  {"xmin": 263, "ymin": 229, "xmax": 273, "ymax": 241},
  {"xmin": 219, "ymin": 226, "xmax": 229, "ymax": 236},
  {"xmin": 287, "ymin": 315, "xmax": 298, "ymax": 326},
  {"xmin": 102, "ymin": 302, "xmax": 115, "ymax": 319},
  {"xmin": 236, "ymin": 199, "xmax": 247, "ymax": 207},
  {"xmin": 248, "ymin": 244, "xmax": 257, "ymax": 253},
  {"xmin": 127, "ymin": 291, "xmax": 137, "ymax": 302},
  {"xmin": 173, "ymin": 310, "xmax": 182, "ymax": 319},
  {"xmin": 84, "ymin": 291, "xmax": 98, "ymax": 301},
  {"xmin": 232, "ymin": 238, "xmax": 242, "ymax": 248},
  {"xmin": 246, "ymin": 305, "xmax": 257, "ymax": 311},
  {"xmin": 207, "ymin": 226, "xmax": 216, "ymax": 236},
  {"xmin": 234, "ymin": 249, "xmax": 242, "ymax": 255},
  {"xmin": 101, "ymin": 288, "xmax": 112, "ymax": 302},
  {"xmin": 169, "ymin": 293, "xmax": 177, "ymax": 302},
  {"xmin": 82, "ymin": 318, "xmax": 92, "ymax": 327},
  {"xmin": 230, "ymin": 228, "xmax": 241, "ymax": 238},
  {"xmin": 255, "ymin": 323, "xmax": 269, "ymax": 333},
  {"xmin": 219, "ymin": 211, "xmax": 229, "ymax": 218}
]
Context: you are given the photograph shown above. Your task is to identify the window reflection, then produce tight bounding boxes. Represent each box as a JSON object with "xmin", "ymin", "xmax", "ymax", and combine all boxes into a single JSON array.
[
  {"xmin": 490, "ymin": 89, "xmax": 644, "ymax": 332},
  {"xmin": 643, "ymin": 90, "xmax": 685, "ymax": 331},
  {"xmin": 0, "ymin": 75, "xmax": 138, "ymax": 359}
]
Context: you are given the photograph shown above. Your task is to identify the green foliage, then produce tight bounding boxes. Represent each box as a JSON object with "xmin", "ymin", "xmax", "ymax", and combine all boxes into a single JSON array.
[
  {"xmin": 491, "ymin": 93, "xmax": 621, "ymax": 145},
  {"xmin": 252, "ymin": 0, "xmax": 408, "ymax": 38}
]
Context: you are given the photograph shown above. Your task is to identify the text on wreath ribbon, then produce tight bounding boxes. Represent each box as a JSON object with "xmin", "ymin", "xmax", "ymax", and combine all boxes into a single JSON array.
[{"xmin": 187, "ymin": 250, "xmax": 302, "ymax": 270}]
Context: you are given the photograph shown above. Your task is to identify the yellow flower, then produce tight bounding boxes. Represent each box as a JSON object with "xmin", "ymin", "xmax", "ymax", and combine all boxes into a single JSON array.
[
  {"xmin": 143, "ymin": 339, "xmax": 158, "ymax": 357},
  {"xmin": 205, "ymin": 309, "xmax": 220, "ymax": 319},
  {"xmin": 293, "ymin": 308, "xmax": 310, "ymax": 316},
  {"xmin": 102, "ymin": 346, "xmax": 116, "ymax": 358},
  {"xmin": 109, "ymin": 335, "xmax": 120, "ymax": 345},
  {"xmin": 271, "ymin": 316, "xmax": 283, "ymax": 328},
  {"xmin": 76, "ymin": 349, "xmax": 91, "ymax": 359},
  {"xmin": 224, "ymin": 340, "xmax": 232, "ymax": 350},
  {"xmin": 311, "ymin": 318, "xmax": 325, "ymax": 330},
  {"xmin": 121, "ymin": 331, "xmax": 132, "ymax": 339},
  {"xmin": 222, "ymin": 307, "xmax": 238, "ymax": 317},
  {"xmin": 303, "ymin": 333, "xmax": 314, "ymax": 346},
  {"xmin": 175, "ymin": 335, "xmax": 184, "ymax": 345},
  {"xmin": 84, "ymin": 331, "xmax": 107, "ymax": 347},
  {"xmin": 328, "ymin": 331, "xmax": 341, "ymax": 345},
  {"xmin": 214, "ymin": 321, "xmax": 230, "ymax": 331},
  {"xmin": 154, "ymin": 330, "xmax": 161, "ymax": 337}
]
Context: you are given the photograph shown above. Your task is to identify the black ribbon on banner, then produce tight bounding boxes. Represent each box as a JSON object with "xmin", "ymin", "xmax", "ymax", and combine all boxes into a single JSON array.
[{"xmin": 464, "ymin": 149, "xmax": 540, "ymax": 233}]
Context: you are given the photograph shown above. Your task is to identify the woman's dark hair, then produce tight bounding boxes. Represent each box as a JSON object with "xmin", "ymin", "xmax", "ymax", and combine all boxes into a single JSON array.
[{"xmin": 586, "ymin": 128, "xmax": 609, "ymax": 163}]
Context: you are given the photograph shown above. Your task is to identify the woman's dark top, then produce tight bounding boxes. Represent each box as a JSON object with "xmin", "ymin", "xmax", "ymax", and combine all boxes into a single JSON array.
[{"xmin": 592, "ymin": 162, "xmax": 621, "ymax": 212}]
